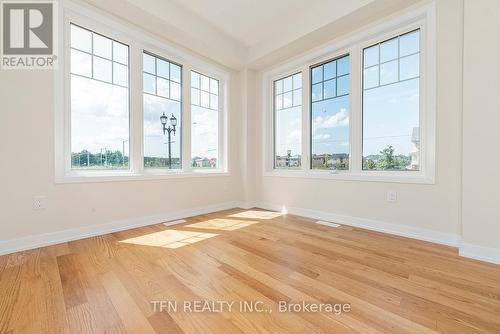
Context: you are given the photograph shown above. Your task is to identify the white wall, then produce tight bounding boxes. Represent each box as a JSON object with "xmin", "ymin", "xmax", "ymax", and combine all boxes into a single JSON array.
[
  {"xmin": 252, "ymin": 0, "xmax": 463, "ymax": 238},
  {"xmin": 462, "ymin": 0, "xmax": 500, "ymax": 251}
]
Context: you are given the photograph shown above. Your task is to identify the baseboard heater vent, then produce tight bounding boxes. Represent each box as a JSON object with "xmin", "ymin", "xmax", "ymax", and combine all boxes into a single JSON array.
[
  {"xmin": 163, "ymin": 219, "xmax": 187, "ymax": 226},
  {"xmin": 315, "ymin": 220, "xmax": 341, "ymax": 228}
]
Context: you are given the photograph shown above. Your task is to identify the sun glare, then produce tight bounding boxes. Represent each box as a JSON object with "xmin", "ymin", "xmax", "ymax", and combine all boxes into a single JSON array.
[
  {"xmin": 227, "ymin": 210, "xmax": 283, "ymax": 220},
  {"xmin": 185, "ymin": 218, "xmax": 260, "ymax": 231},
  {"xmin": 119, "ymin": 230, "xmax": 218, "ymax": 249}
]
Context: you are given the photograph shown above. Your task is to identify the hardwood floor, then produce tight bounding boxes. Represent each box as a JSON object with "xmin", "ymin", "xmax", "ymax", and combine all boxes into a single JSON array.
[{"xmin": 1, "ymin": 208, "xmax": 500, "ymax": 333}]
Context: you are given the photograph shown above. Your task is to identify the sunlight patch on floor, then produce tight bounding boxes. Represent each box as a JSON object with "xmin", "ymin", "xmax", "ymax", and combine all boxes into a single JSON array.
[
  {"xmin": 227, "ymin": 210, "xmax": 283, "ymax": 220},
  {"xmin": 185, "ymin": 218, "xmax": 260, "ymax": 231},
  {"xmin": 119, "ymin": 230, "xmax": 218, "ymax": 249}
]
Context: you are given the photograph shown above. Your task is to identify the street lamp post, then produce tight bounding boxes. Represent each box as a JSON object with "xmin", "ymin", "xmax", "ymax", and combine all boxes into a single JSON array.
[
  {"xmin": 160, "ymin": 113, "xmax": 177, "ymax": 168},
  {"xmin": 286, "ymin": 149, "xmax": 292, "ymax": 167}
]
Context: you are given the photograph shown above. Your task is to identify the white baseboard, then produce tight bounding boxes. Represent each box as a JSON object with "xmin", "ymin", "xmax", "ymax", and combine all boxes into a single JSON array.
[
  {"xmin": 459, "ymin": 242, "xmax": 500, "ymax": 265},
  {"xmin": 0, "ymin": 201, "xmax": 239, "ymax": 256},
  {"xmin": 256, "ymin": 202, "xmax": 461, "ymax": 247}
]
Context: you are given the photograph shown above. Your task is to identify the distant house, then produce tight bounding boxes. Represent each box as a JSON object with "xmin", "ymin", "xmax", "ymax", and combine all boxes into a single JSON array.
[
  {"xmin": 311, "ymin": 153, "xmax": 349, "ymax": 169},
  {"xmin": 409, "ymin": 127, "xmax": 420, "ymax": 170}
]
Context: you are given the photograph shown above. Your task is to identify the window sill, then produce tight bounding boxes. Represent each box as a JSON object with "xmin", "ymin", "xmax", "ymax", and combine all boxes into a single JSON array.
[
  {"xmin": 263, "ymin": 170, "xmax": 435, "ymax": 184},
  {"xmin": 55, "ymin": 170, "xmax": 230, "ymax": 184}
]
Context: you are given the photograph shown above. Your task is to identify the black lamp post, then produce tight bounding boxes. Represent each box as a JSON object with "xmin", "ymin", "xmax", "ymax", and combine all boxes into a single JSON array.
[
  {"xmin": 160, "ymin": 112, "xmax": 177, "ymax": 168},
  {"xmin": 286, "ymin": 149, "xmax": 292, "ymax": 167}
]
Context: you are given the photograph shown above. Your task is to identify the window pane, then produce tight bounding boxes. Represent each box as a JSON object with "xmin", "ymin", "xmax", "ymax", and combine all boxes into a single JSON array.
[
  {"xmin": 337, "ymin": 56, "xmax": 349, "ymax": 76},
  {"xmin": 283, "ymin": 76, "xmax": 293, "ymax": 92},
  {"xmin": 93, "ymin": 56, "xmax": 112, "ymax": 83},
  {"xmin": 201, "ymin": 75, "xmax": 210, "ymax": 91},
  {"xmin": 191, "ymin": 72, "xmax": 200, "ymax": 89},
  {"xmin": 157, "ymin": 77, "xmax": 169, "ymax": 98},
  {"xmin": 323, "ymin": 79, "xmax": 336, "ymax": 99},
  {"xmin": 210, "ymin": 78, "xmax": 218, "ymax": 94},
  {"xmin": 364, "ymin": 45, "xmax": 379, "ymax": 68},
  {"xmin": 323, "ymin": 61, "xmax": 336, "ymax": 80},
  {"xmin": 363, "ymin": 66, "xmax": 378, "ymax": 89},
  {"xmin": 292, "ymin": 73, "xmax": 302, "ymax": 89},
  {"xmin": 170, "ymin": 63, "xmax": 181, "ymax": 83},
  {"xmin": 400, "ymin": 54, "xmax": 419, "ymax": 80},
  {"xmin": 275, "ymin": 79, "xmax": 283, "ymax": 94},
  {"xmin": 143, "ymin": 53, "xmax": 155, "ymax": 74},
  {"xmin": 210, "ymin": 94, "xmax": 218, "ymax": 110},
  {"xmin": 70, "ymin": 25, "xmax": 91, "ymax": 52},
  {"xmin": 143, "ymin": 73, "xmax": 156, "ymax": 94},
  {"xmin": 191, "ymin": 88, "xmax": 200, "ymax": 105},
  {"xmin": 380, "ymin": 60, "xmax": 398, "ymax": 85},
  {"xmin": 71, "ymin": 49, "xmax": 92, "ymax": 77},
  {"xmin": 113, "ymin": 63, "xmax": 128, "ymax": 87},
  {"xmin": 380, "ymin": 37, "xmax": 398, "ymax": 62},
  {"xmin": 157, "ymin": 59, "xmax": 169, "ymax": 78},
  {"xmin": 312, "ymin": 66, "xmax": 323, "ymax": 84},
  {"xmin": 311, "ymin": 83, "xmax": 323, "ymax": 102},
  {"xmin": 113, "ymin": 41, "xmax": 128, "ymax": 65},
  {"xmin": 337, "ymin": 75, "xmax": 349, "ymax": 96},
  {"xmin": 200, "ymin": 91, "xmax": 210, "ymax": 108},
  {"xmin": 400, "ymin": 30, "xmax": 419, "ymax": 56},
  {"xmin": 170, "ymin": 81, "xmax": 181, "ymax": 101},
  {"xmin": 93, "ymin": 34, "xmax": 112, "ymax": 59},
  {"xmin": 275, "ymin": 74, "xmax": 302, "ymax": 168}
]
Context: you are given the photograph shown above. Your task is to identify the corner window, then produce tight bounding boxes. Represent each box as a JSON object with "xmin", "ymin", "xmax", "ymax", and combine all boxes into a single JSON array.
[
  {"xmin": 70, "ymin": 24, "xmax": 130, "ymax": 170},
  {"xmin": 310, "ymin": 55, "xmax": 350, "ymax": 170},
  {"xmin": 362, "ymin": 30, "xmax": 420, "ymax": 171},
  {"xmin": 274, "ymin": 73, "xmax": 302, "ymax": 168},
  {"xmin": 142, "ymin": 52, "xmax": 182, "ymax": 169},
  {"xmin": 190, "ymin": 71, "xmax": 220, "ymax": 168}
]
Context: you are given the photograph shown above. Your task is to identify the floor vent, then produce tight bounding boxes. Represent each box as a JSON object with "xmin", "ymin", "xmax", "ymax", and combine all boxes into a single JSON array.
[
  {"xmin": 163, "ymin": 219, "xmax": 187, "ymax": 226},
  {"xmin": 315, "ymin": 220, "xmax": 341, "ymax": 228}
]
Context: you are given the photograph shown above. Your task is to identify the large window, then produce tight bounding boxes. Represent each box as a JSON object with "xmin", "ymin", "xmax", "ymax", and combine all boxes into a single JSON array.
[
  {"xmin": 362, "ymin": 29, "xmax": 420, "ymax": 171},
  {"xmin": 143, "ymin": 52, "xmax": 182, "ymax": 169},
  {"xmin": 274, "ymin": 73, "xmax": 302, "ymax": 168},
  {"xmin": 310, "ymin": 55, "xmax": 350, "ymax": 170},
  {"xmin": 70, "ymin": 24, "xmax": 130, "ymax": 169},
  {"xmin": 191, "ymin": 71, "xmax": 219, "ymax": 168}
]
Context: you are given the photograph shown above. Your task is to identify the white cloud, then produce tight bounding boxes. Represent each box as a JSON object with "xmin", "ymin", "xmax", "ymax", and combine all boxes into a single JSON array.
[{"xmin": 313, "ymin": 108, "xmax": 349, "ymax": 129}]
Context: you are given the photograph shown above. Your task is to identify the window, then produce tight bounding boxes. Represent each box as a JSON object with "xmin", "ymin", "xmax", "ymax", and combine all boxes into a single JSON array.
[
  {"xmin": 70, "ymin": 24, "xmax": 130, "ymax": 170},
  {"xmin": 143, "ymin": 52, "xmax": 182, "ymax": 169},
  {"xmin": 191, "ymin": 71, "xmax": 219, "ymax": 168},
  {"xmin": 362, "ymin": 29, "xmax": 420, "ymax": 171},
  {"xmin": 310, "ymin": 55, "xmax": 350, "ymax": 170},
  {"xmin": 274, "ymin": 73, "xmax": 302, "ymax": 168}
]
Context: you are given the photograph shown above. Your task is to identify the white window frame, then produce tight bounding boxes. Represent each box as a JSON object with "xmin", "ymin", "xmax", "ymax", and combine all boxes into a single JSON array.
[
  {"xmin": 54, "ymin": 0, "xmax": 229, "ymax": 183},
  {"xmin": 261, "ymin": 2, "xmax": 436, "ymax": 184}
]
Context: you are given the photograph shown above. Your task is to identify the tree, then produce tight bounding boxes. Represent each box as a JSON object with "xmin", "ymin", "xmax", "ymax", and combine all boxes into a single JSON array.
[{"xmin": 377, "ymin": 145, "xmax": 396, "ymax": 170}]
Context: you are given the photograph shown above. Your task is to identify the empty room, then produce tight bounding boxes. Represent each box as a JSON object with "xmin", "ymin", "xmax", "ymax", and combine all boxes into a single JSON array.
[{"xmin": 1, "ymin": 0, "xmax": 500, "ymax": 333}]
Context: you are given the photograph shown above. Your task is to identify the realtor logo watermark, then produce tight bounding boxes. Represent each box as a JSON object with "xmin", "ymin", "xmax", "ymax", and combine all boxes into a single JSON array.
[{"xmin": 1, "ymin": 0, "xmax": 57, "ymax": 69}]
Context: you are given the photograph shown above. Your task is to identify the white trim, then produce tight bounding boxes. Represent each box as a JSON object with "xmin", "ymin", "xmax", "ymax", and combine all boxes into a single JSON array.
[
  {"xmin": 54, "ymin": 0, "xmax": 230, "ymax": 184},
  {"xmin": 261, "ymin": 2, "xmax": 436, "ymax": 185},
  {"xmin": 0, "ymin": 201, "xmax": 240, "ymax": 256},
  {"xmin": 255, "ymin": 201, "xmax": 461, "ymax": 247},
  {"xmin": 459, "ymin": 243, "xmax": 500, "ymax": 265}
]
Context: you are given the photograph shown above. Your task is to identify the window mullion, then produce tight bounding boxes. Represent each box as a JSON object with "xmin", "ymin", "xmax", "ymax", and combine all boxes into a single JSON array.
[
  {"xmin": 302, "ymin": 65, "xmax": 310, "ymax": 171},
  {"xmin": 183, "ymin": 65, "xmax": 192, "ymax": 172},
  {"xmin": 130, "ymin": 43, "xmax": 143, "ymax": 174},
  {"xmin": 350, "ymin": 46, "xmax": 363, "ymax": 173}
]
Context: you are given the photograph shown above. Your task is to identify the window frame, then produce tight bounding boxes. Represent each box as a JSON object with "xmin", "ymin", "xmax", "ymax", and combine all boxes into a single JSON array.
[
  {"xmin": 262, "ymin": 3, "xmax": 436, "ymax": 184},
  {"xmin": 54, "ymin": 1, "xmax": 229, "ymax": 183}
]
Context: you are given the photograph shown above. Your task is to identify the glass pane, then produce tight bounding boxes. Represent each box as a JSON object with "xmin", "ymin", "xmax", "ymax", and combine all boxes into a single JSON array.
[
  {"xmin": 283, "ymin": 91, "xmax": 292, "ymax": 108},
  {"xmin": 70, "ymin": 49, "xmax": 92, "ymax": 77},
  {"xmin": 157, "ymin": 77, "xmax": 169, "ymax": 98},
  {"xmin": 157, "ymin": 59, "xmax": 169, "ymax": 78},
  {"xmin": 323, "ymin": 61, "xmax": 336, "ymax": 80},
  {"xmin": 312, "ymin": 83, "xmax": 323, "ymax": 102},
  {"xmin": 143, "ymin": 73, "xmax": 156, "ymax": 94},
  {"xmin": 170, "ymin": 81, "xmax": 181, "ymax": 101},
  {"xmin": 400, "ymin": 54, "xmax": 419, "ymax": 80},
  {"xmin": 380, "ymin": 60, "xmax": 398, "ymax": 85},
  {"xmin": 323, "ymin": 79, "xmax": 336, "ymax": 99},
  {"xmin": 191, "ymin": 106, "xmax": 218, "ymax": 168},
  {"xmin": 363, "ymin": 78, "xmax": 419, "ymax": 171},
  {"xmin": 201, "ymin": 75, "xmax": 210, "ymax": 91},
  {"xmin": 400, "ymin": 30, "xmax": 420, "ymax": 56},
  {"xmin": 293, "ymin": 89, "xmax": 301, "ymax": 107},
  {"xmin": 191, "ymin": 88, "xmax": 200, "ymax": 105},
  {"xmin": 93, "ymin": 34, "xmax": 112, "ymax": 59},
  {"xmin": 311, "ymin": 95, "xmax": 350, "ymax": 170},
  {"xmin": 200, "ymin": 91, "xmax": 210, "ymax": 108},
  {"xmin": 363, "ymin": 66, "xmax": 379, "ymax": 89},
  {"xmin": 312, "ymin": 66, "xmax": 323, "ymax": 84},
  {"xmin": 170, "ymin": 63, "xmax": 181, "ymax": 83},
  {"xmin": 70, "ymin": 25, "xmax": 91, "ymax": 52},
  {"xmin": 293, "ymin": 73, "xmax": 302, "ymax": 89},
  {"xmin": 143, "ymin": 94, "xmax": 181, "ymax": 169},
  {"xmin": 210, "ymin": 93, "xmax": 218, "ymax": 110},
  {"xmin": 93, "ymin": 56, "xmax": 112, "ymax": 83},
  {"xmin": 113, "ymin": 63, "xmax": 128, "ymax": 87},
  {"xmin": 191, "ymin": 71, "xmax": 200, "ymax": 89},
  {"xmin": 337, "ymin": 56, "xmax": 349, "ymax": 76},
  {"xmin": 364, "ymin": 45, "xmax": 379, "ymax": 68},
  {"xmin": 113, "ymin": 41, "xmax": 128, "ymax": 65},
  {"xmin": 71, "ymin": 75, "xmax": 129, "ymax": 169},
  {"xmin": 210, "ymin": 78, "xmax": 218, "ymax": 95},
  {"xmin": 275, "ymin": 105, "xmax": 301, "ymax": 168},
  {"xmin": 275, "ymin": 80, "xmax": 283, "ymax": 95},
  {"xmin": 337, "ymin": 75, "xmax": 349, "ymax": 96},
  {"xmin": 283, "ymin": 76, "xmax": 293, "ymax": 92},
  {"xmin": 143, "ymin": 53, "xmax": 156, "ymax": 74},
  {"xmin": 380, "ymin": 37, "xmax": 398, "ymax": 62},
  {"xmin": 275, "ymin": 94, "xmax": 283, "ymax": 110}
]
